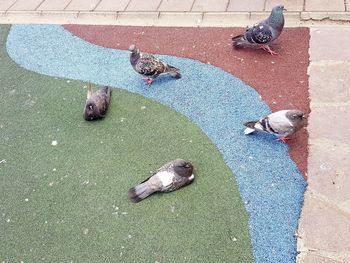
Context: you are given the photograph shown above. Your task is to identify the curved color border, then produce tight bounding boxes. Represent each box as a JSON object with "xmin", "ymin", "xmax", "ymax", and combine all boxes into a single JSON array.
[
  {"xmin": 64, "ymin": 25, "xmax": 310, "ymax": 179},
  {"xmin": 6, "ymin": 24, "xmax": 307, "ymax": 263}
]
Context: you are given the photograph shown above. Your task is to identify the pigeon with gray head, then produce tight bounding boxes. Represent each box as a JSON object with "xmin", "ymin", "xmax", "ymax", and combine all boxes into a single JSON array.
[
  {"xmin": 83, "ymin": 83, "xmax": 112, "ymax": 121},
  {"xmin": 244, "ymin": 109, "xmax": 306, "ymax": 142},
  {"xmin": 232, "ymin": 5, "xmax": 286, "ymax": 55},
  {"xmin": 128, "ymin": 159, "xmax": 194, "ymax": 203},
  {"xmin": 129, "ymin": 44, "xmax": 181, "ymax": 86}
]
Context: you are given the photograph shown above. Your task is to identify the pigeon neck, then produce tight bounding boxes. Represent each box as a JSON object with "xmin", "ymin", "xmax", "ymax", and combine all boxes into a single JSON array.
[
  {"xmin": 130, "ymin": 51, "xmax": 140, "ymax": 65},
  {"xmin": 267, "ymin": 10, "xmax": 284, "ymax": 30}
]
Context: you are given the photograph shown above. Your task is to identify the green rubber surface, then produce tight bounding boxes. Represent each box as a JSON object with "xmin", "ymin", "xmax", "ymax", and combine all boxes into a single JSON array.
[{"xmin": 0, "ymin": 25, "xmax": 253, "ymax": 262}]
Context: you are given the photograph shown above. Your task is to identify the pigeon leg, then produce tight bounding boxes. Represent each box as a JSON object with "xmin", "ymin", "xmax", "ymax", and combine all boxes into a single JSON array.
[
  {"xmin": 260, "ymin": 45, "xmax": 278, "ymax": 55},
  {"xmin": 143, "ymin": 77, "xmax": 154, "ymax": 86},
  {"xmin": 276, "ymin": 136, "xmax": 290, "ymax": 143}
]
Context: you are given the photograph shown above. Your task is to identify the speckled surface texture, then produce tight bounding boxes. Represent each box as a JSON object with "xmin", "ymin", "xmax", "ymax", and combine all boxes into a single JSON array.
[
  {"xmin": 64, "ymin": 25, "xmax": 310, "ymax": 179},
  {"xmin": 6, "ymin": 24, "xmax": 307, "ymax": 263}
]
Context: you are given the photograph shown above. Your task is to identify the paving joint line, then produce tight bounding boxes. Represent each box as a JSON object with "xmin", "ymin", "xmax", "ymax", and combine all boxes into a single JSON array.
[
  {"xmin": 310, "ymin": 60, "xmax": 350, "ymax": 66},
  {"xmin": 124, "ymin": 0, "xmax": 132, "ymax": 11},
  {"xmin": 345, "ymin": 0, "xmax": 348, "ymax": 12},
  {"xmin": 93, "ymin": 0, "xmax": 103, "ymax": 11},
  {"xmin": 310, "ymin": 101, "xmax": 350, "ymax": 107},
  {"xmin": 35, "ymin": 0, "xmax": 46, "ymax": 11},
  {"xmin": 301, "ymin": 248, "xmax": 350, "ymax": 263},
  {"xmin": 64, "ymin": 0, "xmax": 73, "ymax": 11},
  {"xmin": 263, "ymin": 0, "xmax": 268, "ymax": 11},
  {"xmin": 1, "ymin": 10, "xmax": 350, "ymax": 26},
  {"xmin": 5, "ymin": 0, "xmax": 18, "ymax": 12},
  {"xmin": 225, "ymin": 0, "xmax": 230, "ymax": 12},
  {"xmin": 156, "ymin": 0, "xmax": 163, "ymax": 12},
  {"xmin": 189, "ymin": 0, "xmax": 196, "ymax": 12},
  {"xmin": 305, "ymin": 187, "xmax": 350, "ymax": 217}
]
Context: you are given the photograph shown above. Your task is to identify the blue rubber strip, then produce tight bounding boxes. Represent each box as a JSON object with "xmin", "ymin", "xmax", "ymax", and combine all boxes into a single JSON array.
[{"xmin": 6, "ymin": 24, "xmax": 307, "ymax": 263}]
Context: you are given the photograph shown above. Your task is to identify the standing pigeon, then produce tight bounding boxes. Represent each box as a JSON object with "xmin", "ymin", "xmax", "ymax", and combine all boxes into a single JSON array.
[
  {"xmin": 83, "ymin": 83, "xmax": 112, "ymax": 121},
  {"xmin": 244, "ymin": 109, "xmax": 306, "ymax": 142},
  {"xmin": 129, "ymin": 44, "xmax": 181, "ymax": 86},
  {"xmin": 232, "ymin": 5, "xmax": 286, "ymax": 55},
  {"xmin": 128, "ymin": 159, "xmax": 194, "ymax": 203}
]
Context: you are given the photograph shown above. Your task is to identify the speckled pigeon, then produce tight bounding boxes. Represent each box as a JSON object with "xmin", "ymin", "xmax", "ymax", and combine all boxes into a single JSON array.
[
  {"xmin": 83, "ymin": 83, "xmax": 112, "ymax": 121},
  {"xmin": 244, "ymin": 109, "xmax": 306, "ymax": 142},
  {"xmin": 128, "ymin": 159, "xmax": 194, "ymax": 203},
  {"xmin": 232, "ymin": 5, "xmax": 286, "ymax": 55},
  {"xmin": 129, "ymin": 44, "xmax": 181, "ymax": 86}
]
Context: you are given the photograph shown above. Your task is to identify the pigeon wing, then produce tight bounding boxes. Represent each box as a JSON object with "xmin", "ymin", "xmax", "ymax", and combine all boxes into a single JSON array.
[
  {"xmin": 248, "ymin": 22, "xmax": 273, "ymax": 45},
  {"xmin": 267, "ymin": 111, "xmax": 295, "ymax": 136},
  {"xmin": 136, "ymin": 53, "xmax": 166, "ymax": 77}
]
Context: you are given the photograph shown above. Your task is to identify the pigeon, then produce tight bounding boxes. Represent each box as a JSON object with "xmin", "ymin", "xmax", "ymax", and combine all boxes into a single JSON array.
[
  {"xmin": 244, "ymin": 109, "xmax": 306, "ymax": 142},
  {"xmin": 128, "ymin": 159, "xmax": 194, "ymax": 203},
  {"xmin": 129, "ymin": 44, "xmax": 181, "ymax": 86},
  {"xmin": 232, "ymin": 5, "xmax": 286, "ymax": 55},
  {"xmin": 83, "ymin": 83, "xmax": 112, "ymax": 121}
]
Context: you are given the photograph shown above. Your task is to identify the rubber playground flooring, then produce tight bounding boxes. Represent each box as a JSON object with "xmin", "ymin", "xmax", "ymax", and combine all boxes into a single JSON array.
[{"xmin": 1, "ymin": 24, "xmax": 309, "ymax": 262}]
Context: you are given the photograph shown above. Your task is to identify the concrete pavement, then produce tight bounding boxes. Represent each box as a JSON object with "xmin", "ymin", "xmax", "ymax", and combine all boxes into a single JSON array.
[
  {"xmin": 297, "ymin": 28, "xmax": 350, "ymax": 263},
  {"xmin": 0, "ymin": 0, "xmax": 349, "ymax": 262},
  {"xmin": 0, "ymin": 0, "xmax": 350, "ymax": 26}
]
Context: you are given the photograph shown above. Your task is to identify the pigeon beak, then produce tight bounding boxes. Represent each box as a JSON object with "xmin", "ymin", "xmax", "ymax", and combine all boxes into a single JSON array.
[{"xmin": 283, "ymin": 7, "xmax": 287, "ymax": 11}]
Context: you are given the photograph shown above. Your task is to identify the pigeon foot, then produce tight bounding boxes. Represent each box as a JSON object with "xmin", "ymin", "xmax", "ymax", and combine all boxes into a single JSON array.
[
  {"xmin": 260, "ymin": 45, "xmax": 278, "ymax": 55},
  {"xmin": 276, "ymin": 136, "xmax": 290, "ymax": 143},
  {"xmin": 143, "ymin": 77, "xmax": 154, "ymax": 86}
]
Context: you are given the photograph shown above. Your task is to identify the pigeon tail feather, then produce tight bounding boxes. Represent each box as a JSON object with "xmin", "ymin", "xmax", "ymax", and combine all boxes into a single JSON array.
[
  {"xmin": 102, "ymin": 86, "xmax": 112, "ymax": 104},
  {"xmin": 87, "ymin": 83, "xmax": 93, "ymax": 99},
  {"xmin": 244, "ymin": 121, "xmax": 257, "ymax": 129},
  {"xmin": 128, "ymin": 182, "xmax": 154, "ymax": 203},
  {"xmin": 244, "ymin": 121, "xmax": 257, "ymax": 135},
  {"xmin": 166, "ymin": 65, "xmax": 181, "ymax": 79},
  {"xmin": 244, "ymin": 128, "xmax": 255, "ymax": 135},
  {"xmin": 232, "ymin": 34, "xmax": 247, "ymax": 48}
]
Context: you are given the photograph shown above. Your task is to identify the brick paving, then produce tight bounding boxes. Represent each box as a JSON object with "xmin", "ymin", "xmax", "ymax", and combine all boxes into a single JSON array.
[
  {"xmin": 0, "ymin": 1, "xmax": 349, "ymax": 263},
  {"xmin": 7, "ymin": 0, "xmax": 43, "ymax": 11},
  {"xmin": 0, "ymin": 0, "xmax": 349, "ymax": 25},
  {"xmin": 0, "ymin": 0, "xmax": 346, "ymax": 13},
  {"xmin": 37, "ymin": 0, "xmax": 71, "ymax": 11}
]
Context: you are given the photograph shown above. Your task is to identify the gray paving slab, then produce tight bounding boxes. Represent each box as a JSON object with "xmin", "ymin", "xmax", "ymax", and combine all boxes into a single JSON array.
[
  {"xmin": 305, "ymin": 0, "xmax": 345, "ymax": 11},
  {"xmin": 158, "ymin": 0, "xmax": 194, "ymax": 12},
  {"xmin": 65, "ymin": 0, "xmax": 101, "ymax": 11},
  {"xmin": 310, "ymin": 28, "xmax": 350, "ymax": 61},
  {"xmin": 227, "ymin": 0, "xmax": 265, "ymax": 11},
  {"xmin": 266, "ymin": 0, "xmax": 304, "ymax": 11},
  {"xmin": 37, "ymin": 0, "xmax": 71, "ymax": 11},
  {"xmin": 8, "ymin": 0, "xmax": 43, "ymax": 11},
  {"xmin": 191, "ymin": 0, "xmax": 229, "ymax": 12},
  {"xmin": 297, "ymin": 27, "xmax": 350, "ymax": 263},
  {"xmin": 94, "ymin": 0, "xmax": 130, "ymax": 11}
]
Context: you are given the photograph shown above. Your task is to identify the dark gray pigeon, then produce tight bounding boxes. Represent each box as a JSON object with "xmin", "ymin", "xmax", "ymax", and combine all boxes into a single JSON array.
[
  {"xmin": 128, "ymin": 159, "xmax": 194, "ymax": 203},
  {"xmin": 232, "ymin": 5, "xmax": 286, "ymax": 55},
  {"xmin": 83, "ymin": 83, "xmax": 112, "ymax": 121},
  {"xmin": 129, "ymin": 44, "xmax": 181, "ymax": 86},
  {"xmin": 244, "ymin": 109, "xmax": 306, "ymax": 142}
]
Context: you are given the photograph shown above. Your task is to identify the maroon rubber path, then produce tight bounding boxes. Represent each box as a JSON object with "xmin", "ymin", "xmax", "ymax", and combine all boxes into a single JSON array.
[{"xmin": 65, "ymin": 25, "xmax": 310, "ymax": 179}]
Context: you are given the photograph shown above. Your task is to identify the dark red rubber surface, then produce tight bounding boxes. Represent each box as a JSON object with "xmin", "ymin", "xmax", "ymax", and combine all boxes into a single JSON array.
[{"xmin": 65, "ymin": 25, "xmax": 310, "ymax": 179}]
